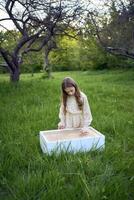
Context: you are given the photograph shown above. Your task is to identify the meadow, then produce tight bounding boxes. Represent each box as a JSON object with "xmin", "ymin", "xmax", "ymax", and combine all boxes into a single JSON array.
[{"xmin": 0, "ymin": 69, "xmax": 134, "ymax": 200}]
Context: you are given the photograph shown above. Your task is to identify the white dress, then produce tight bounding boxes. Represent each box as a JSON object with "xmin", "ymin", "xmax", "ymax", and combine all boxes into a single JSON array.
[{"xmin": 58, "ymin": 92, "xmax": 92, "ymax": 130}]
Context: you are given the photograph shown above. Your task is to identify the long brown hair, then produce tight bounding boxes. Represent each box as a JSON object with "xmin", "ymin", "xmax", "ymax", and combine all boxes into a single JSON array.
[{"xmin": 61, "ymin": 77, "xmax": 83, "ymax": 113}]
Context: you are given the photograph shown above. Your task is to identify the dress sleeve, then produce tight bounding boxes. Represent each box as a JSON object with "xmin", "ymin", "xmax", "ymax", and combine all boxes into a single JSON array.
[
  {"xmin": 58, "ymin": 102, "xmax": 66, "ymax": 127},
  {"xmin": 82, "ymin": 95, "xmax": 93, "ymax": 128}
]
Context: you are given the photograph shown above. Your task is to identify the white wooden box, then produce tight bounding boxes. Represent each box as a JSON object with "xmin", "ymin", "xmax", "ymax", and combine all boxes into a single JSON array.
[{"xmin": 39, "ymin": 126, "xmax": 105, "ymax": 154}]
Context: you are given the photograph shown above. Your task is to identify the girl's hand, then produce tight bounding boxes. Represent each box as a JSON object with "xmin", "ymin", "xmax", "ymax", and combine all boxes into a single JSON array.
[
  {"xmin": 80, "ymin": 127, "xmax": 89, "ymax": 135},
  {"xmin": 58, "ymin": 125, "xmax": 65, "ymax": 129},
  {"xmin": 58, "ymin": 123, "xmax": 65, "ymax": 129}
]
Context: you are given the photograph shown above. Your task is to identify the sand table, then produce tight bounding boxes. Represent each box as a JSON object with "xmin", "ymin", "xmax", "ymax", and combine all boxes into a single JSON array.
[
  {"xmin": 39, "ymin": 127, "xmax": 105, "ymax": 153},
  {"xmin": 45, "ymin": 129, "xmax": 96, "ymax": 141}
]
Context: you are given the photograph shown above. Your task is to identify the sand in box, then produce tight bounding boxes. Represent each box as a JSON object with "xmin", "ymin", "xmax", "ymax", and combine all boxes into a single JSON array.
[{"xmin": 45, "ymin": 129, "xmax": 96, "ymax": 141}]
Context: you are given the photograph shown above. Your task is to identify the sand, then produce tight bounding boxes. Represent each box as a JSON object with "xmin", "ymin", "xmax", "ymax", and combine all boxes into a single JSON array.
[{"xmin": 45, "ymin": 129, "xmax": 96, "ymax": 141}]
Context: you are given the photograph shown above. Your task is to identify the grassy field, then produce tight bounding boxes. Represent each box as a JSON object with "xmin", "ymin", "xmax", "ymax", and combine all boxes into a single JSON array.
[{"xmin": 0, "ymin": 69, "xmax": 134, "ymax": 200}]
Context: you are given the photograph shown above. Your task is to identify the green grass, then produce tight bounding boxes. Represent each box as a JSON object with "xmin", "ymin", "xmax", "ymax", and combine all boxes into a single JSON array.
[{"xmin": 0, "ymin": 69, "xmax": 134, "ymax": 200}]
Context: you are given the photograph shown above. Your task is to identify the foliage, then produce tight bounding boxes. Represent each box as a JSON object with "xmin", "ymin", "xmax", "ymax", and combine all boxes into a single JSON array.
[
  {"xmin": 0, "ymin": 29, "xmax": 134, "ymax": 74},
  {"xmin": 86, "ymin": 0, "xmax": 134, "ymax": 59}
]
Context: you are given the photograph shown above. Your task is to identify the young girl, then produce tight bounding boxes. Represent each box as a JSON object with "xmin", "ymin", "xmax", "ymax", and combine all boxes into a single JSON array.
[{"xmin": 58, "ymin": 77, "xmax": 92, "ymax": 134}]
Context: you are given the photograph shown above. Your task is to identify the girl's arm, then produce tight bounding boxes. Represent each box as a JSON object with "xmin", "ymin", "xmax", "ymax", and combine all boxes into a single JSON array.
[
  {"xmin": 82, "ymin": 95, "xmax": 92, "ymax": 131},
  {"xmin": 58, "ymin": 103, "xmax": 66, "ymax": 128}
]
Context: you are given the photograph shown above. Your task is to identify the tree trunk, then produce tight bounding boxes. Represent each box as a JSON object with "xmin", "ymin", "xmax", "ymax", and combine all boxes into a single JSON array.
[
  {"xmin": 47, "ymin": 65, "xmax": 52, "ymax": 79},
  {"xmin": 43, "ymin": 49, "xmax": 52, "ymax": 78},
  {"xmin": 0, "ymin": 48, "xmax": 20, "ymax": 82},
  {"xmin": 10, "ymin": 67, "xmax": 20, "ymax": 82}
]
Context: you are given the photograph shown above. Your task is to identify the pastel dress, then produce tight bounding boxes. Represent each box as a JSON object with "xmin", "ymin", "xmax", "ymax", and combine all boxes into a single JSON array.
[{"xmin": 58, "ymin": 92, "xmax": 92, "ymax": 131}]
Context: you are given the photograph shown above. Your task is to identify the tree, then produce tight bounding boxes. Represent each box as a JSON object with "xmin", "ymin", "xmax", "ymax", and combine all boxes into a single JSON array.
[
  {"xmin": 0, "ymin": 0, "xmax": 85, "ymax": 82},
  {"xmin": 86, "ymin": 0, "xmax": 134, "ymax": 60},
  {"xmin": 49, "ymin": 32, "xmax": 80, "ymax": 71},
  {"xmin": 43, "ymin": 37, "xmax": 57, "ymax": 78}
]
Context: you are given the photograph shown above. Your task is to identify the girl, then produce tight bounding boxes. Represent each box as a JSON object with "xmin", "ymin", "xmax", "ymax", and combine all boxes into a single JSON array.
[{"xmin": 58, "ymin": 77, "xmax": 93, "ymax": 134}]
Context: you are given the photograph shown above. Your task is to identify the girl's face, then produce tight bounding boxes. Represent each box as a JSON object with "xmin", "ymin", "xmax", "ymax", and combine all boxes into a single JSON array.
[{"xmin": 64, "ymin": 86, "xmax": 75, "ymax": 96}]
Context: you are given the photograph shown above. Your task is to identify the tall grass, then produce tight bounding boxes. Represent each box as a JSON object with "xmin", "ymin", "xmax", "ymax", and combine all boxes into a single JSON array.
[{"xmin": 0, "ymin": 69, "xmax": 134, "ymax": 200}]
